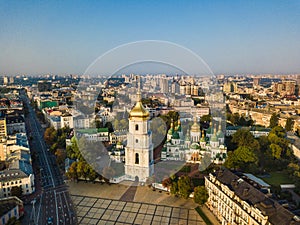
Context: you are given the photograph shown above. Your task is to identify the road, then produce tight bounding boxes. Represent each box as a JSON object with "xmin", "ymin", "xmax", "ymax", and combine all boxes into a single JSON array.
[{"xmin": 20, "ymin": 90, "xmax": 77, "ymax": 225}]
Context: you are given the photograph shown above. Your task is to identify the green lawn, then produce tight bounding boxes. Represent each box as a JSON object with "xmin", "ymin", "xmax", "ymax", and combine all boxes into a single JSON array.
[{"xmin": 261, "ymin": 171, "xmax": 291, "ymax": 187}]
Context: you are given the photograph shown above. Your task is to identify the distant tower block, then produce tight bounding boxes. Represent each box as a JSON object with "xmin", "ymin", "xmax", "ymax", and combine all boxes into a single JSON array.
[
  {"xmin": 3, "ymin": 76, "xmax": 8, "ymax": 85},
  {"xmin": 253, "ymin": 77, "xmax": 260, "ymax": 87},
  {"xmin": 125, "ymin": 78, "xmax": 154, "ymax": 182},
  {"xmin": 9, "ymin": 77, "xmax": 14, "ymax": 84}
]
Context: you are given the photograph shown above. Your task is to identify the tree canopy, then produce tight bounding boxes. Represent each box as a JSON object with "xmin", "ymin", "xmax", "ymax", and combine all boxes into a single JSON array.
[
  {"xmin": 269, "ymin": 113, "xmax": 279, "ymax": 128},
  {"xmin": 194, "ymin": 186, "xmax": 208, "ymax": 205},
  {"xmin": 231, "ymin": 128, "xmax": 260, "ymax": 151},
  {"xmin": 177, "ymin": 175, "xmax": 192, "ymax": 199}
]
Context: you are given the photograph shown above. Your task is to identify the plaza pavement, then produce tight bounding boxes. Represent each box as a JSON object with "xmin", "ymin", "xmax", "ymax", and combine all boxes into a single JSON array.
[{"xmin": 68, "ymin": 181, "xmax": 220, "ymax": 225}]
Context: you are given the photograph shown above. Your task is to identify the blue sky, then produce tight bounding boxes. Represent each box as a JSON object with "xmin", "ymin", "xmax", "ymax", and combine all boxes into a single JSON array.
[{"xmin": 0, "ymin": 0, "xmax": 300, "ymax": 75}]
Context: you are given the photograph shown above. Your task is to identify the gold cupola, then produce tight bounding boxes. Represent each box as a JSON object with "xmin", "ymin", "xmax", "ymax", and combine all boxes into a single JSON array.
[{"xmin": 191, "ymin": 116, "xmax": 200, "ymax": 133}]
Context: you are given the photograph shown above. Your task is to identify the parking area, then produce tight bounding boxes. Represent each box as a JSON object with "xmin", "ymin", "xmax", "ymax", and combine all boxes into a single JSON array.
[{"xmin": 72, "ymin": 195, "xmax": 206, "ymax": 225}]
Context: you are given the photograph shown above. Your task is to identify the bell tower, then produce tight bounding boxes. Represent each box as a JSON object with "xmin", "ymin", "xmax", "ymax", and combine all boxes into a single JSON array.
[{"xmin": 125, "ymin": 78, "xmax": 154, "ymax": 182}]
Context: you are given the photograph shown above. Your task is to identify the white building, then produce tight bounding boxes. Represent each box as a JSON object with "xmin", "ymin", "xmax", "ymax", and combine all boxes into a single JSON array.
[
  {"xmin": 0, "ymin": 196, "xmax": 24, "ymax": 225},
  {"xmin": 60, "ymin": 113, "xmax": 74, "ymax": 129},
  {"xmin": 205, "ymin": 169, "xmax": 299, "ymax": 225},
  {"xmin": 161, "ymin": 117, "xmax": 227, "ymax": 165},
  {"xmin": 6, "ymin": 115, "xmax": 26, "ymax": 135},
  {"xmin": 124, "ymin": 89, "xmax": 154, "ymax": 182},
  {"xmin": 75, "ymin": 128, "xmax": 109, "ymax": 142},
  {"xmin": 0, "ymin": 169, "xmax": 35, "ymax": 198}
]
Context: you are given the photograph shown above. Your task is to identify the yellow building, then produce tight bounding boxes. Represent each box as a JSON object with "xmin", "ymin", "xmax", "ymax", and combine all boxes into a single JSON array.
[
  {"xmin": 205, "ymin": 169, "xmax": 298, "ymax": 225},
  {"xmin": 0, "ymin": 117, "xmax": 7, "ymax": 139}
]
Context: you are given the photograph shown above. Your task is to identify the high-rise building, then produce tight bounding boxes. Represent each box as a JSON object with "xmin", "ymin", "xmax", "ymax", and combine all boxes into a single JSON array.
[
  {"xmin": 223, "ymin": 81, "xmax": 238, "ymax": 93},
  {"xmin": 9, "ymin": 77, "xmax": 14, "ymax": 84},
  {"xmin": 125, "ymin": 84, "xmax": 154, "ymax": 182},
  {"xmin": 160, "ymin": 77, "xmax": 169, "ymax": 93},
  {"xmin": 171, "ymin": 81, "xmax": 180, "ymax": 94},
  {"xmin": 253, "ymin": 77, "xmax": 260, "ymax": 87},
  {"xmin": 273, "ymin": 80, "xmax": 296, "ymax": 96},
  {"xmin": 0, "ymin": 116, "xmax": 7, "ymax": 139},
  {"xmin": 3, "ymin": 76, "xmax": 8, "ymax": 85}
]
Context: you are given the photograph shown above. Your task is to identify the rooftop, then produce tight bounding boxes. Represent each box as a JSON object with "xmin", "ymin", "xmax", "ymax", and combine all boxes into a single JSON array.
[
  {"xmin": 212, "ymin": 169, "xmax": 298, "ymax": 225},
  {"xmin": 0, "ymin": 169, "xmax": 28, "ymax": 182},
  {"xmin": 0, "ymin": 196, "xmax": 23, "ymax": 216}
]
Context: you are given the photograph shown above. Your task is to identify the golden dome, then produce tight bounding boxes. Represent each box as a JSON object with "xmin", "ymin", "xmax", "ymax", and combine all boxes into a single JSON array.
[
  {"xmin": 129, "ymin": 100, "xmax": 149, "ymax": 119},
  {"xmin": 191, "ymin": 117, "xmax": 200, "ymax": 133}
]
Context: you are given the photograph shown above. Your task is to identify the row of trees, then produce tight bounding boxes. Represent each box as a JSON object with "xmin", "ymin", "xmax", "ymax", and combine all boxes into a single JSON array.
[
  {"xmin": 269, "ymin": 112, "xmax": 295, "ymax": 132},
  {"xmin": 162, "ymin": 175, "xmax": 208, "ymax": 205},
  {"xmin": 224, "ymin": 126, "xmax": 292, "ymax": 172},
  {"xmin": 65, "ymin": 137, "xmax": 113, "ymax": 183}
]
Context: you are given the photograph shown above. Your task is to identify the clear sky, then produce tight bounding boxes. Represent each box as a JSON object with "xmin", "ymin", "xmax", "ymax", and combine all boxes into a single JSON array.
[{"xmin": 0, "ymin": 0, "xmax": 300, "ymax": 75}]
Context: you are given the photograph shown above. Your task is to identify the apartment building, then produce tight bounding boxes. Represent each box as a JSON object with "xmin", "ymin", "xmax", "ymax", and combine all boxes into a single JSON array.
[{"xmin": 205, "ymin": 169, "xmax": 299, "ymax": 225}]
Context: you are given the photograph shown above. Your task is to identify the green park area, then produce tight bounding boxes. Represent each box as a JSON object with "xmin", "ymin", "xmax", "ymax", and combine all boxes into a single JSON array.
[{"xmin": 261, "ymin": 171, "xmax": 292, "ymax": 187}]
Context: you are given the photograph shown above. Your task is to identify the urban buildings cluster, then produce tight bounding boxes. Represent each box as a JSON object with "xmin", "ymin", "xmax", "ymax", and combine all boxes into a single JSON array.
[{"xmin": 1, "ymin": 73, "xmax": 300, "ymax": 224}]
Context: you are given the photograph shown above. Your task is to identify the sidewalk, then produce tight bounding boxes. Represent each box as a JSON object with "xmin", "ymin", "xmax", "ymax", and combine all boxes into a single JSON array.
[{"xmin": 201, "ymin": 204, "xmax": 221, "ymax": 225}]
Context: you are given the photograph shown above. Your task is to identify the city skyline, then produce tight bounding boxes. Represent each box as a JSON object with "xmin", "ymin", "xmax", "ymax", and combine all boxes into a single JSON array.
[{"xmin": 1, "ymin": 1, "xmax": 300, "ymax": 75}]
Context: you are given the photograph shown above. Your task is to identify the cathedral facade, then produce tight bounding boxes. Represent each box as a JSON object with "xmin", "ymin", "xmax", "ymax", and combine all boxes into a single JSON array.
[{"xmin": 161, "ymin": 118, "xmax": 227, "ymax": 165}]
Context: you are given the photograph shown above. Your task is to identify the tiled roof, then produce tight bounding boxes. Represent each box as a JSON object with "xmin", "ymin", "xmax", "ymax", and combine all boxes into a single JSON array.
[{"xmin": 213, "ymin": 169, "xmax": 299, "ymax": 225}]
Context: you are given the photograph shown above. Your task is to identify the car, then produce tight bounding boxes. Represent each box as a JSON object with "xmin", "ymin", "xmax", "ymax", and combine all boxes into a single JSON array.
[{"xmin": 47, "ymin": 217, "xmax": 53, "ymax": 224}]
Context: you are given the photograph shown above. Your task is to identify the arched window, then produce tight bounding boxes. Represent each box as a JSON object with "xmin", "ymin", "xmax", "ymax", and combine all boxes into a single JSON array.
[
  {"xmin": 135, "ymin": 124, "xmax": 139, "ymax": 131},
  {"xmin": 135, "ymin": 139, "xmax": 138, "ymax": 143},
  {"xmin": 135, "ymin": 153, "xmax": 139, "ymax": 164}
]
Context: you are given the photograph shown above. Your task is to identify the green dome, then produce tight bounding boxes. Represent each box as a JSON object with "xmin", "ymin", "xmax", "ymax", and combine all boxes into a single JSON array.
[
  {"xmin": 177, "ymin": 125, "xmax": 182, "ymax": 132},
  {"xmin": 210, "ymin": 134, "xmax": 218, "ymax": 142},
  {"xmin": 168, "ymin": 127, "xmax": 174, "ymax": 135},
  {"xmin": 206, "ymin": 122, "xmax": 213, "ymax": 135},
  {"xmin": 172, "ymin": 131, "xmax": 180, "ymax": 139},
  {"xmin": 117, "ymin": 141, "xmax": 122, "ymax": 145},
  {"xmin": 206, "ymin": 128, "xmax": 212, "ymax": 135},
  {"xmin": 190, "ymin": 143, "xmax": 200, "ymax": 150},
  {"xmin": 217, "ymin": 130, "xmax": 224, "ymax": 138},
  {"xmin": 162, "ymin": 147, "xmax": 167, "ymax": 152}
]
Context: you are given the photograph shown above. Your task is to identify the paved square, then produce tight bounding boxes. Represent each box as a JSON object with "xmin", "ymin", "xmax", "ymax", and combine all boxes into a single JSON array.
[{"xmin": 72, "ymin": 195, "xmax": 206, "ymax": 225}]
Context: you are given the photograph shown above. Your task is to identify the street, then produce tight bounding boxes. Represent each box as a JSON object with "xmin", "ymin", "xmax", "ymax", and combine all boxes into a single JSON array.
[{"xmin": 20, "ymin": 90, "xmax": 77, "ymax": 225}]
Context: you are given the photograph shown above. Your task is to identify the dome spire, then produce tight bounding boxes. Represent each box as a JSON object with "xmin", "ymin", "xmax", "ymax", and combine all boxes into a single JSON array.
[
  {"xmin": 137, "ymin": 75, "xmax": 141, "ymax": 101},
  {"xmin": 129, "ymin": 76, "xmax": 149, "ymax": 119}
]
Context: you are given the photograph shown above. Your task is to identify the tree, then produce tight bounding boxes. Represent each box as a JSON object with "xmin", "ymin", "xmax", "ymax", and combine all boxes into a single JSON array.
[
  {"xmin": 194, "ymin": 186, "xmax": 208, "ymax": 205},
  {"xmin": 87, "ymin": 166, "xmax": 98, "ymax": 183},
  {"xmin": 269, "ymin": 143, "xmax": 283, "ymax": 159},
  {"xmin": 269, "ymin": 113, "xmax": 279, "ymax": 128},
  {"xmin": 170, "ymin": 180, "xmax": 178, "ymax": 196},
  {"xmin": 44, "ymin": 126, "xmax": 57, "ymax": 145},
  {"xmin": 169, "ymin": 174, "xmax": 179, "ymax": 195},
  {"xmin": 224, "ymin": 146, "xmax": 258, "ymax": 170},
  {"xmin": 232, "ymin": 128, "xmax": 260, "ymax": 151},
  {"xmin": 285, "ymin": 118, "xmax": 294, "ymax": 132},
  {"xmin": 177, "ymin": 175, "xmax": 192, "ymax": 199},
  {"xmin": 77, "ymin": 161, "xmax": 89, "ymax": 181},
  {"xmin": 230, "ymin": 113, "xmax": 240, "ymax": 126},
  {"xmin": 55, "ymin": 149, "xmax": 66, "ymax": 166},
  {"xmin": 10, "ymin": 186, "xmax": 22, "ymax": 198},
  {"xmin": 200, "ymin": 114, "xmax": 211, "ymax": 123},
  {"xmin": 270, "ymin": 126, "xmax": 286, "ymax": 138},
  {"xmin": 66, "ymin": 161, "xmax": 78, "ymax": 181}
]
